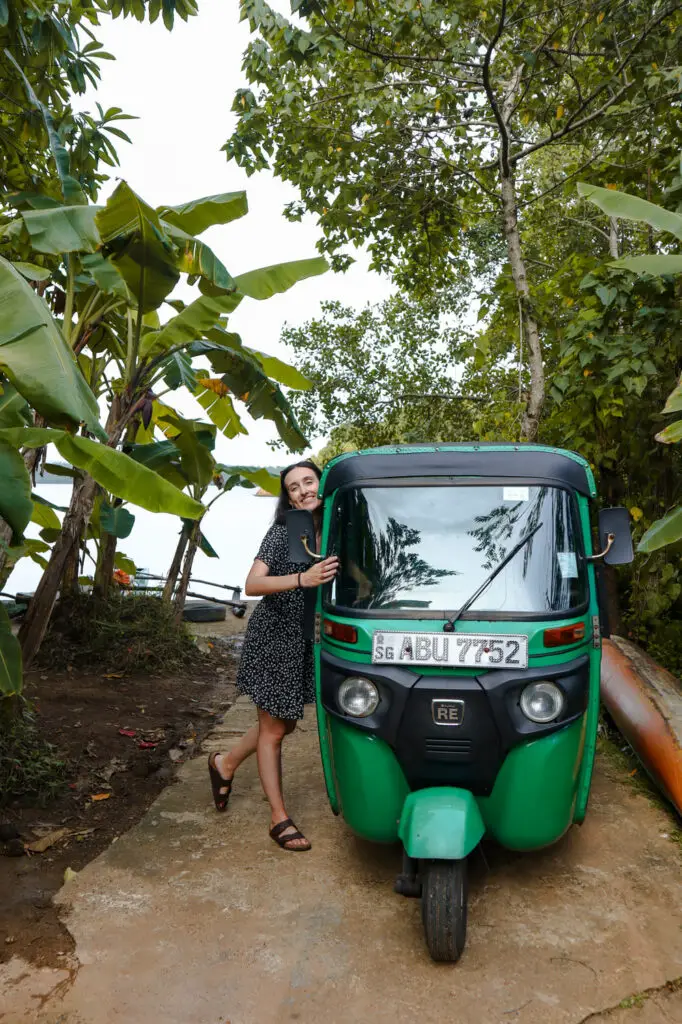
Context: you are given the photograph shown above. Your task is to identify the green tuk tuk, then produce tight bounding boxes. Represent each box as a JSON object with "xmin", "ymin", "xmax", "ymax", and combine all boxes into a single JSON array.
[{"xmin": 286, "ymin": 443, "xmax": 633, "ymax": 962}]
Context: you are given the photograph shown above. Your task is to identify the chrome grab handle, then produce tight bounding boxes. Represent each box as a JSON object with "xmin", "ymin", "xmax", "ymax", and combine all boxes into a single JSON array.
[
  {"xmin": 301, "ymin": 535, "xmax": 324, "ymax": 561},
  {"xmin": 586, "ymin": 533, "xmax": 615, "ymax": 563}
]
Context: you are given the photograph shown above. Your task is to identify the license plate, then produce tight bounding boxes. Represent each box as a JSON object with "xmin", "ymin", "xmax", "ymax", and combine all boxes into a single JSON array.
[{"xmin": 371, "ymin": 631, "xmax": 528, "ymax": 669}]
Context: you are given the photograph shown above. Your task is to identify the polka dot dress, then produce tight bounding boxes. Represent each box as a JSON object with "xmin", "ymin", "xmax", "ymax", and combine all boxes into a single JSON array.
[{"xmin": 236, "ymin": 523, "xmax": 315, "ymax": 721}]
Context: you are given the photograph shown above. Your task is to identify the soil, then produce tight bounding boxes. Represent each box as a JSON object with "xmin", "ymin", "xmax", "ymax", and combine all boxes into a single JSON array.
[{"xmin": 0, "ymin": 630, "xmax": 245, "ymax": 971}]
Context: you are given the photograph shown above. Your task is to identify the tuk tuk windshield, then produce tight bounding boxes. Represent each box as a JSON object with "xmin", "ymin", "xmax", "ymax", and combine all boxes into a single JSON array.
[{"xmin": 329, "ymin": 484, "xmax": 587, "ymax": 616}]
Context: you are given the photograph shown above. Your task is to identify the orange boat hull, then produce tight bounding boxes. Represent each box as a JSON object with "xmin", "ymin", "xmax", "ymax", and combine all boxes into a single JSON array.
[{"xmin": 601, "ymin": 636, "xmax": 682, "ymax": 816}]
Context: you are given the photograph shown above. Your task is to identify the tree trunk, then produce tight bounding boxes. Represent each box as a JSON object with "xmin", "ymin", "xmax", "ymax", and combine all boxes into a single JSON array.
[
  {"xmin": 94, "ymin": 532, "xmax": 117, "ymax": 599},
  {"xmin": 162, "ymin": 525, "xmax": 190, "ymax": 604},
  {"xmin": 173, "ymin": 521, "xmax": 199, "ymax": 624},
  {"xmin": 499, "ymin": 172, "xmax": 544, "ymax": 442},
  {"xmin": 18, "ymin": 398, "xmax": 127, "ymax": 669},
  {"xmin": 609, "ymin": 218, "xmax": 619, "ymax": 260},
  {"xmin": 61, "ymin": 539, "xmax": 81, "ymax": 595},
  {"xmin": 18, "ymin": 473, "xmax": 99, "ymax": 667}
]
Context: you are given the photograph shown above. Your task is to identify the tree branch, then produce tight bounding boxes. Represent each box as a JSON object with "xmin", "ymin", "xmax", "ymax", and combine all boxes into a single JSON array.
[{"xmin": 481, "ymin": 0, "xmax": 510, "ymax": 176}]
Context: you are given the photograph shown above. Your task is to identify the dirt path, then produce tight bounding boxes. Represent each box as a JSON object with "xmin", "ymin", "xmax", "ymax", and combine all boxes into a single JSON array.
[{"xmin": 2, "ymin": 695, "xmax": 681, "ymax": 1024}]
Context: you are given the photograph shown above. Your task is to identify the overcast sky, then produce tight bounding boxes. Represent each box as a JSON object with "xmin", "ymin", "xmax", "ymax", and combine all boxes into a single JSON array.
[{"xmin": 81, "ymin": 0, "xmax": 393, "ymax": 465}]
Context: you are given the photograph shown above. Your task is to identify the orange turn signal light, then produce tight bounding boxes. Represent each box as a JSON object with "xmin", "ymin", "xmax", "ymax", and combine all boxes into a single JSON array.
[
  {"xmin": 323, "ymin": 619, "xmax": 358, "ymax": 644},
  {"xmin": 543, "ymin": 622, "xmax": 585, "ymax": 648}
]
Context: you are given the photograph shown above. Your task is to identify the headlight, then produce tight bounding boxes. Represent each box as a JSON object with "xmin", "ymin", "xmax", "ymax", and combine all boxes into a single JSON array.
[
  {"xmin": 520, "ymin": 681, "xmax": 564, "ymax": 724},
  {"xmin": 338, "ymin": 676, "xmax": 380, "ymax": 718}
]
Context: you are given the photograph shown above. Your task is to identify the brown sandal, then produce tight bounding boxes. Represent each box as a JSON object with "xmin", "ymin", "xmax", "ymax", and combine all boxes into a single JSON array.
[
  {"xmin": 269, "ymin": 817, "xmax": 311, "ymax": 852},
  {"xmin": 208, "ymin": 752, "xmax": 233, "ymax": 812}
]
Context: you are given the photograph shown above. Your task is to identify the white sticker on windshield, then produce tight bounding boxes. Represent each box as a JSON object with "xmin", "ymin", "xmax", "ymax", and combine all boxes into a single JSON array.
[
  {"xmin": 503, "ymin": 486, "xmax": 529, "ymax": 502},
  {"xmin": 557, "ymin": 552, "xmax": 578, "ymax": 578}
]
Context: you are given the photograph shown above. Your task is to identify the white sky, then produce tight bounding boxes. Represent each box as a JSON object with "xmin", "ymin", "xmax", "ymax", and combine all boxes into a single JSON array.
[{"xmin": 81, "ymin": 0, "xmax": 394, "ymax": 465}]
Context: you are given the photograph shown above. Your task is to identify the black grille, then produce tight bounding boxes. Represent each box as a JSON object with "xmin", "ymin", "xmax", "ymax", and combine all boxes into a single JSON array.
[{"xmin": 424, "ymin": 738, "xmax": 473, "ymax": 761}]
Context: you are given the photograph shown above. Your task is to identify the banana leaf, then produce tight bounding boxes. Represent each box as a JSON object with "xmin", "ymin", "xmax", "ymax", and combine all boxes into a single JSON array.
[
  {"xmin": 0, "ymin": 382, "xmax": 33, "ymax": 428},
  {"xmin": 0, "ymin": 257, "xmax": 104, "ymax": 437},
  {"xmin": 96, "ymin": 182, "xmax": 180, "ymax": 313},
  {"xmin": 232, "ymin": 257, "xmax": 328, "ymax": 299},
  {"xmin": 101, "ymin": 502, "xmax": 136, "ymax": 539},
  {"xmin": 638, "ymin": 506, "xmax": 682, "ymax": 553},
  {"xmin": 157, "ymin": 412, "xmax": 215, "ymax": 487},
  {"xmin": 161, "ymin": 219, "xmax": 236, "ymax": 295},
  {"xmin": 0, "ymin": 602, "xmax": 22, "ymax": 698},
  {"xmin": 157, "ymin": 191, "xmax": 248, "ymax": 235},
  {"xmin": 578, "ymin": 183, "xmax": 682, "ymax": 241},
  {"xmin": 194, "ymin": 379, "xmax": 247, "ymax": 439},
  {"xmin": 247, "ymin": 347, "xmax": 312, "ymax": 390},
  {"xmin": 0, "ymin": 427, "xmax": 204, "ymax": 519},
  {"xmin": 201, "ymin": 345, "xmax": 308, "ymax": 451},
  {"xmin": 0, "ymin": 441, "xmax": 32, "ymax": 541},
  {"xmin": 20, "ymin": 206, "xmax": 100, "ymax": 254}
]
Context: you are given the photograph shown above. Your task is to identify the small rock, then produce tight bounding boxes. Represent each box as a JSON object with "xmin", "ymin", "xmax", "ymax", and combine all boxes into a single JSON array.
[
  {"xmin": 168, "ymin": 748, "xmax": 183, "ymax": 762},
  {"xmin": 5, "ymin": 935, "xmax": 15, "ymax": 944}
]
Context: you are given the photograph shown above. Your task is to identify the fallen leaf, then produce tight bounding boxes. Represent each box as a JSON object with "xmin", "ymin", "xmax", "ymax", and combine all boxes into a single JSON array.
[
  {"xmin": 25, "ymin": 828, "xmax": 71, "ymax": 853},
  {"xmin": 64, "ymin": 867, "xmax": 78, "ymax": 883},
  {"xmin": 90, "ymin": 792, "xmax": 112, "ymax": 802},
  {"xmin": 118, "ymin": 728, "xmax": 136, "ymax": 738},
  {"xmin": 103, "ymin": 672, "xmax": 124, "ymax": 679},
  {"xmin": 628, "ymin": 768, "xmax": 638, "ymax": 776}
]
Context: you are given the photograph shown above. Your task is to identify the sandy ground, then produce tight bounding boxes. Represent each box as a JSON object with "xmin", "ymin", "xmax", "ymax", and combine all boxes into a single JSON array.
[{"xmin": 2, "ymin": 688, "xmax": 681, "ymax": 1024}]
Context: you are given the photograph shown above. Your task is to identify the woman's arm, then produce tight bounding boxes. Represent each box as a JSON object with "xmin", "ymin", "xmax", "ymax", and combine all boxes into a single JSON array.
[{"xmin": 245, "ymin": 556, "xmax": 339, "ymax": 597}]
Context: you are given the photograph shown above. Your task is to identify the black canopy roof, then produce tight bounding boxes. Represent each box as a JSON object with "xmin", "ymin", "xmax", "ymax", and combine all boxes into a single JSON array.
[{"xmin": 320, "ymin": 443, "xmax": 595, "ymax": 498}]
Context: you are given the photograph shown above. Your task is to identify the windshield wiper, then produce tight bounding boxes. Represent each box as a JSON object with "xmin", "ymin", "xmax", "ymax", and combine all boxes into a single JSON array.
[{"xmin": 443, "ymin": 522, "xmax": 544, "ymax": 633}]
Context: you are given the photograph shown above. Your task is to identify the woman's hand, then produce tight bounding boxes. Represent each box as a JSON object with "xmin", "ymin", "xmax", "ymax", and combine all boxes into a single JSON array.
[{"xmin": 301, "ymin": 556, "xmax": 339, "ymax": 589}]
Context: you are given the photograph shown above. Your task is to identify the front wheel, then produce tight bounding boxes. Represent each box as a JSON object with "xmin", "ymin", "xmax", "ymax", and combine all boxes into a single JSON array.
[{"xmin": 420, "ymin": 858, "xmax": 468, "ymax": 962}]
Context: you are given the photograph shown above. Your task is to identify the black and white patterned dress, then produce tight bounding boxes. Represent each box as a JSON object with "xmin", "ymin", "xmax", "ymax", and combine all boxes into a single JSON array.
[{"xmin": 236, "ymin": 523, "xmax": 315, "ymax": 721}]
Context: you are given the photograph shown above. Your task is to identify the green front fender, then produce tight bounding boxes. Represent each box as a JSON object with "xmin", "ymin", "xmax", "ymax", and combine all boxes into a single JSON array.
[{"xmin": 398, "ymin": 787, "xmax": 485, "ymax": 860}]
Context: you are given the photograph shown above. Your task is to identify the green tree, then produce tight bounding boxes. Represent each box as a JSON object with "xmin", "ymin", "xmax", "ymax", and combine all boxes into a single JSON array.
[
  {"xmin": 282, "ymin": 290, "xmax": 476, "ymax": 448},
  {"xmin": 0, "ymin": 0, "xmax": 194, "ymax": 198},
  {"xmin": 227, "ymin": 0, "xmax": 682, "ymax": 440}
]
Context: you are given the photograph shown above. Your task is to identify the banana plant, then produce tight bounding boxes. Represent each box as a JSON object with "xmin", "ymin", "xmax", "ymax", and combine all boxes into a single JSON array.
[
  {"xmin": 578, "ymin": 182, "xmax": 682, "ymax": 552},
  {"xmin": 0, "ymin": 173, "xmax": 324, "ymax": 667},
  {"xmin": 124, "ymin": 412, "xmax": 280, "ymax": 610}
]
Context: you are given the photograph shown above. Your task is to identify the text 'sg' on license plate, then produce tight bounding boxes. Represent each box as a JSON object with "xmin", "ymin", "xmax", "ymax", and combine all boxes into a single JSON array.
[{"xmin": 371, "ymin": 631, "xmax": 528, "ymax": 669}]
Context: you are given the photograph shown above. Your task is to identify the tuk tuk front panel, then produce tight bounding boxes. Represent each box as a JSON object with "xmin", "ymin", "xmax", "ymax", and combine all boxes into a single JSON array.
[
  {"xmin": 478, "ymin": 715, "xmax": 586, "ymax": 849},
  {"xmin": 312, "ymin": 477, "xmax": 602, "ymax": 846}
]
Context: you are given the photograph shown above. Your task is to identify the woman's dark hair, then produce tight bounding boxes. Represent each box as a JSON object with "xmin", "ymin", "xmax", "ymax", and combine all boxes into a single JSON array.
[{"xmin": 274, "ymin": 459, "xmax": 322, "ymax": 525}]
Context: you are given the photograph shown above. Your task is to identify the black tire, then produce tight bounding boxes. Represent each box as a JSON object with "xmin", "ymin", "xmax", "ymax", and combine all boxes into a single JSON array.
[
  {"xmin": 182, "ymin": 600, "xmax": 227, "ymax": 623},
  {"xmin": 231, "ymin": 605, "xmax": 246, "ymax": 618},
  {"xmin": 420, "ymin": 858, "xmax": 468, "ymax": 963}
]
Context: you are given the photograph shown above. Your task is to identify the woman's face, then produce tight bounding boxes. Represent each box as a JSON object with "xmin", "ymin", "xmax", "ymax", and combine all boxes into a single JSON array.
[{"xmin": 284, "ymin": 465, "xmax": 321, "ymax": 513}]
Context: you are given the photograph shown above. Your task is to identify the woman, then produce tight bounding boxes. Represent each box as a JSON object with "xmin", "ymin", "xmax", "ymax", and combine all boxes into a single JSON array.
[{"xmin": 208, "ymin": 460, "xmax": 338, "ymax": 851}]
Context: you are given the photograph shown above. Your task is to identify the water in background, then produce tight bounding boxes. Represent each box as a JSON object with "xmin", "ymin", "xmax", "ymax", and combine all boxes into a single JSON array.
[{"xmin": 7, "ymin": 485, "xmax": 278, "ymax": 598}]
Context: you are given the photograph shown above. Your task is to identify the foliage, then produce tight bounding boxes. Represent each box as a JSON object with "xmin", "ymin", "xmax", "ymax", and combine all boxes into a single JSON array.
[
  {"xmin": 37, "ymin": 593, "xmax": 202, "ymax": 673},
  {"xmin": 282, "ymin": 291, "xmax": 474, "ymax": 443},
  {"xmin": 579, "ymin": 180, "xmax": 682, "ymax": 553},
  {"xmin": 0, "ymin": 702, "xmax": 66, "ymax": 807},
  {"xmin": 228, "ymin": 0, "xmax": 682, "ymax": 278}
]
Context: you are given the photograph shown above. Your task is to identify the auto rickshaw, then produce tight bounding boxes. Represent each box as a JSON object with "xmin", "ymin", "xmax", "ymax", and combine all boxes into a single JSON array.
[{"xmin": 286, "ymin": 443, "xmax": 633, "ymax": 962}]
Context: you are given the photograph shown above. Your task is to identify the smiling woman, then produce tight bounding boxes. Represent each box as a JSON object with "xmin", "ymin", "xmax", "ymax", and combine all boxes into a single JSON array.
[{"xmin": 207, "ymin": 459, "xmax": 339, "ymax": 852}]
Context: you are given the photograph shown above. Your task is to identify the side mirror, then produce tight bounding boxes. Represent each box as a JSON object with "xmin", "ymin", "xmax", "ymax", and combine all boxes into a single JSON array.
[
  {"xmin": 285, "ymin": 509, "xmax": 319, "ymax": 564},
  {"xmin": 597, "ymin": 506, "xmax": 634, "ymax": 565}
]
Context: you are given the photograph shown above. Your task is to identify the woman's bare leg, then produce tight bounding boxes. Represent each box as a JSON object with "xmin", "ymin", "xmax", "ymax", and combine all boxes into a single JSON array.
[
  {"xmin": 257, "ymin": 709, "xmax": 308, "ymax": 849},
  {"xmin": 212, "ymin": 722, "xmax": 259, "ymax": 797}
]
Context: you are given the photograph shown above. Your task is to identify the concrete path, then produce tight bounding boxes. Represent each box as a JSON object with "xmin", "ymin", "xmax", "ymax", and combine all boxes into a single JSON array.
[{"xmin": 3, "ymin": 697, "xmax": 682, "ymax": 1024}]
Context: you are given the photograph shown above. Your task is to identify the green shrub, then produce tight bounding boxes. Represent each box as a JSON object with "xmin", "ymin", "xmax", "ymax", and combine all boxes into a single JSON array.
[
  {"xmin": 0, "ymin": 703, "xmax": 66, "ymax": 807},
  {"xmin": 36, "ymin": 594, "xmax": 203, "ymax": 674}
]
